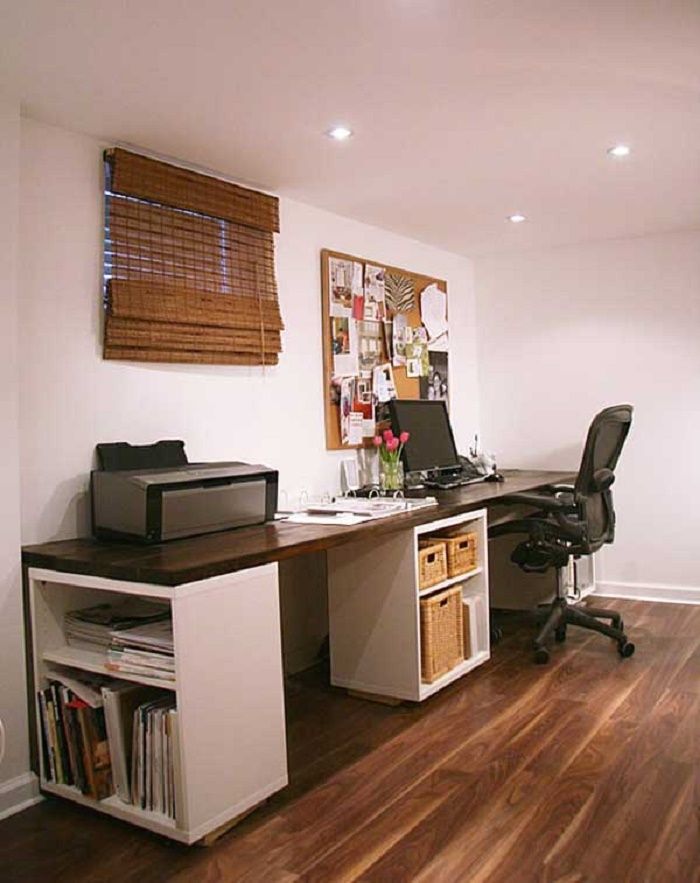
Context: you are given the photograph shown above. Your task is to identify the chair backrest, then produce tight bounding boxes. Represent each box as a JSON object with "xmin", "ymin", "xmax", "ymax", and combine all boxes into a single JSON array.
[{"xmin": 574, "ymin": 404, "xmax": 633, "ymax": 552}]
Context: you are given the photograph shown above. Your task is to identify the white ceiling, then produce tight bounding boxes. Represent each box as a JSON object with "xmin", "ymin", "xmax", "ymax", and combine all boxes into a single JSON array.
[{"xmin": 4, "ymin": 0, "xmax": 700, "ymax": 256}]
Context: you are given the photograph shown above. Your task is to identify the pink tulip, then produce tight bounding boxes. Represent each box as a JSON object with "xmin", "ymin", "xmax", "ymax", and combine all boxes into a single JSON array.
[
  {"xmin": 372, "ymin": 435, "xmax": 382, "ymax": 447},
  {"xmin": 388, "ymin": 437, "xmax": 400, "ymax": 452},
  {"xmin": 383, "ymin": 429, "xmax": 394, "ymax": 442},
  {"xmin": 399, "ymin": 431, "xmax": 410, "ymax": 444}
]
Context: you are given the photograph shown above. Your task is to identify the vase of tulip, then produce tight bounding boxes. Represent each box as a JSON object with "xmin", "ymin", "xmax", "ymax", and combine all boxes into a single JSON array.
[{"xmin": 373, "ymin": 429, "xmax": 409, "ymax": 492}]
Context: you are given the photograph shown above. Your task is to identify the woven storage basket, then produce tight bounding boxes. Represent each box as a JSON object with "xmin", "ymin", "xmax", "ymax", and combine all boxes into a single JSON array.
[
  {"xmin": 435, "ymin": 527, "xmax": 478, "ymax": 578},
  {"xmin": 417, "ymin": 540, "xmax": 448, "ymax": 590},
  {"xmin": 420, "ymin": 585, "xmax": 464, "ymax": 683}
]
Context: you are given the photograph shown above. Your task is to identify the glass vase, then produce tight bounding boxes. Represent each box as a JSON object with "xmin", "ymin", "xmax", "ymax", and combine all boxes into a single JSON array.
[{"xmin": 379, "ymin": 458, "xmax": 404, "ymax": 493}]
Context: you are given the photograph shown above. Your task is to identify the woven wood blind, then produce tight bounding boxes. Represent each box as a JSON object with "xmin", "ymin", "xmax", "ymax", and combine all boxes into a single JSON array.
[{"xmin": 103, "ymin": 148, "xmax": 282, "ymax": 366}]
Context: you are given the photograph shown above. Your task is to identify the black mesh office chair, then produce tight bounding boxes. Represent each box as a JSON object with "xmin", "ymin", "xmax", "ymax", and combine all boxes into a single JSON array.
[{"xmin": 490, "ymin": 405, "xmax": 635, "ymax": 664}]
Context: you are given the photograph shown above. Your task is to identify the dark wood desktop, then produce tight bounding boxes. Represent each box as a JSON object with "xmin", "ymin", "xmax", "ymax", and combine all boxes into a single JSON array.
[{"xmin": 22, "ymin": 469, "xmax": 575, "ymax": 585}]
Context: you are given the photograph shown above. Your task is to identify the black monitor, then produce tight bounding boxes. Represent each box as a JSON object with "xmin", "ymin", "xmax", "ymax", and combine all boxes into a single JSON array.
[{"xmin": 388, "ymin": 399, "xmax": 460, "ymax": 474}]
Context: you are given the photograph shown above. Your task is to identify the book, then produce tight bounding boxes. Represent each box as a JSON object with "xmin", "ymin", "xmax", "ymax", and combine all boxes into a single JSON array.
[
  {"xmin": 76, "ymin": 702, "xmax": 113, "ymax": 800},
  {"xmin": 50, "ymin": 683, "xmax": 72, "ymax": 786},
  {"xmin": 102, "ymin": 683, "xmax": 161, "ymax": 804},
  {"xmin": 46, "ymin": 692, "xmax": 64, "ymax": 784},
  {"xmin": 38, "ymin": 690, "xmax": 56, "ymax": 782}
]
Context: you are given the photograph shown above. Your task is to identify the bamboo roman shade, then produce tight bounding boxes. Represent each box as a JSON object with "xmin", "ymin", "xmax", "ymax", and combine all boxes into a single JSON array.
[{"xmin": 103, "ymin": 148, "xmax": 283, "ymax": 365}]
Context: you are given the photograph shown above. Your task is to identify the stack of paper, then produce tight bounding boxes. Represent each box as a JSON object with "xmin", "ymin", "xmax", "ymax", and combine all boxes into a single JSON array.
[
  {"xmin": 107, "ymin": 620, "xmax": 175, "ymax": 682},
  {"xmin": 65, "ymin": 600, "xmax": 170, "ymax": 652}
]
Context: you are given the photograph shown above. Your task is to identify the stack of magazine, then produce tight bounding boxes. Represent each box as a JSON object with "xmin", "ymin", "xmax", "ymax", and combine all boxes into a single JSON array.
[
  {"xmin": 64, "ymin": 599, "xmax": 170, "ymax": 652},
  {"xmin": 107, "ymin": 620, "xmax": 175, "ymax": 682},
  {"xmin": 129, "ymin": 695, "xmax": 179, "ymax": 818}
]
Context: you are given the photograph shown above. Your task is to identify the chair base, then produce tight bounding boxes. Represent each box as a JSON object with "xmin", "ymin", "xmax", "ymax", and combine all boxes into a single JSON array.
[{"xmin": 532, "ymin": 597, "xmax": 635, "ymax": 664}]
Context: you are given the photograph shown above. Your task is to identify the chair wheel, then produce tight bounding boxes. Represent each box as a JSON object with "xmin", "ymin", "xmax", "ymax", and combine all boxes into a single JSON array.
[
  {"xmin": 555, "ymin": 626, "xmax": 567, "ymax": 643},
  {"xmin": 534, "ymin": 647, "xmax": 550, "ymax": 665},
  {"xmin": 618, "ymin": 640, "xmax": 635, "ymax": 658},
  {"xmin": 491, "ymin": 626, "xmax": 503, "ymax": 644}
]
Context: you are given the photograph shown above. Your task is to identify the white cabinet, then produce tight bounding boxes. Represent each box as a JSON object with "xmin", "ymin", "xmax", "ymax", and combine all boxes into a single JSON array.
[
  {"xmin": 27, "ymin": 564, "xmax": 288, "ymax": 844},
  {"xmin": 26, "ymin": 508, "xmax": 492, "ymax": 841},
  {"xmin": 328, "ymin": 508, "xmax": 490, "ymax": 702}
]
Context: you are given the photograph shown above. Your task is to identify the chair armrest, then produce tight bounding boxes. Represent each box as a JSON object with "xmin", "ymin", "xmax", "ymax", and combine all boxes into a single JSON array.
[{"xmin": 497, "ymin": 492, "xmax": 569, "ymax": 512}]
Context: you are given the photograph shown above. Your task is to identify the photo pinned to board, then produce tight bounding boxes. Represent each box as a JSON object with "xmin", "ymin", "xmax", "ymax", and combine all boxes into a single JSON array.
[
  {"xmin": 364, "ymin": 265, "xmax": 387, "ymax": 321},
  {"xmin": 419, "ymin": 351, "xmax": 449, "ymax": 406},
  {"xmin": 354, "ymin": 377, "xmax": 376, "ymax": 437},
  {"xmin": 372, "ymin": 362, "xmax": 397, "ymax": 404},
  {"xmin": 405, "ymin": 336, "xmax": 429, "ymax": 377},
  {"xmin": 340, "ymin": 376, "xmax": 364, "ymax": 445},
  {"xmin": 329, "ymin": 257, "xmax": 363, "ymax": 318},
  {"xmin": 358, "ymin": 320, "xmax": 385, "ymax": 378},
  {"xmin": 392, "ymin": 313, "xmax": 408, "ymax": 366},
  {"xmin": 331, "ymin": 316, "xmax": 358, "ymax": 375}
]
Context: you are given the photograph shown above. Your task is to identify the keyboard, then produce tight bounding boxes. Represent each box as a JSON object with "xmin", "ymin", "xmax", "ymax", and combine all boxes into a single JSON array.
[
  {"xmin": 421, "ymin": 457, "xmax": 486, "ymax": 489},
  {"xmin": 424, "ymin": 473, "xmax": 486, "ymax": 490}
]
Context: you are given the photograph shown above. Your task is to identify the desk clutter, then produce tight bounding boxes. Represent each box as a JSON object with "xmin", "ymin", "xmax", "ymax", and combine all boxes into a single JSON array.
[{"xmin": 285, "ymin": 494, "xmax": 438, "ymax": 525}]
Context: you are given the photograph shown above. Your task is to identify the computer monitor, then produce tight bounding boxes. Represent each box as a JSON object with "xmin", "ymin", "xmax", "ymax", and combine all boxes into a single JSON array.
[{"xmin": 388, "ymin": 399, "xmax": 460, "ymax": 474}]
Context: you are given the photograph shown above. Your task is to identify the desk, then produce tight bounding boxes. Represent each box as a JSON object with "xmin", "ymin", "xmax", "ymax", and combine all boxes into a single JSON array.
[
  {"xmin": 23, "ymin": 469, "xmax": 574, "ymax": 584},
  {"xmin": 22, "ymin": 469, "xmax": 573, "ymax": 843}
]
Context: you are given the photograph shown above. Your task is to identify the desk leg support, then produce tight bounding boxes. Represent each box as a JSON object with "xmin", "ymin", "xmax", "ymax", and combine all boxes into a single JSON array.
[{"xmin": 173, "ymin": 563, "xmax": 288, "ymax": 841}]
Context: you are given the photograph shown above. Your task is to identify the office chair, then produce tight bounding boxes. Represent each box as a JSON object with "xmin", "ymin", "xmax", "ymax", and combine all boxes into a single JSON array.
[{"xmin": 490, "ymin": 405, "xmax": 635, "ymax": 664}]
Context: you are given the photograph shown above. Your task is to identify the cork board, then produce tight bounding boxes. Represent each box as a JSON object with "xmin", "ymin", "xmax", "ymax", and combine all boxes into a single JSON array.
[{"xmin": 320, "ymin": 248, "xmax": 449, "ymax": 451}]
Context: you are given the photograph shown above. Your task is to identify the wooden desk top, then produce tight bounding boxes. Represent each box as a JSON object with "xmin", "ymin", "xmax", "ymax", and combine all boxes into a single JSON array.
[{"xmin": 22, "ymin": 469, "xmax": 574, "ymax": 586}]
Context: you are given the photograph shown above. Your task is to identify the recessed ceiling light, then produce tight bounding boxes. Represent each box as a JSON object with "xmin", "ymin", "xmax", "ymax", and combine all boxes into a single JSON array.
[
  {"xmin": 607, "ymin": 144, "xmax": 631, "ymax": 157},
  {"xmin": 507, "ymin": 213, "xmax": 527, "ymax": 223},
  {"xmin": 327, "ymin": 126, "xmax": 353, "ymax": 141}
]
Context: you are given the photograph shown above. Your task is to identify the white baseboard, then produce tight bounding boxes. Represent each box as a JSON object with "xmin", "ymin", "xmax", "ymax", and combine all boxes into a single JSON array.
[
  {"xmin": 593, "ymin": 581, "xmax": 700, "ymax": 606},
  {"xmin": 0, "ymin": 772, "xmax": 43, "ymax": 821}
]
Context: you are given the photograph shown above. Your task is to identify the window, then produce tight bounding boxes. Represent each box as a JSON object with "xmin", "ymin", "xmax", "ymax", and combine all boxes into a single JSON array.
[{"xmin": 103, "ymin": 149, "xmax": 283, "ymax": 365}]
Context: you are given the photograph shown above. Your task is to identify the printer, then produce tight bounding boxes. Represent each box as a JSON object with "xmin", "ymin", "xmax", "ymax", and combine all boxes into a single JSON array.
[{"xmin": 91, "ymin": 440, "xmax": 278, "ymax": 543}]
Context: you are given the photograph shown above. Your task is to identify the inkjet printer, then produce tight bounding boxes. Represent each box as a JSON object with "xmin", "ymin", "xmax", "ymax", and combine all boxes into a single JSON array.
[{"xmin": 91, "ymin": 440, "xmax": 278, "ymax": 543}]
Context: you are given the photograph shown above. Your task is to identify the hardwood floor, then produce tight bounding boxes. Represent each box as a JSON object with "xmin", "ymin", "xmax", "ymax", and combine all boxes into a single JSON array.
[{"xmin": 2, "ymin": 599, "xmax": 698, "ymax": 883}]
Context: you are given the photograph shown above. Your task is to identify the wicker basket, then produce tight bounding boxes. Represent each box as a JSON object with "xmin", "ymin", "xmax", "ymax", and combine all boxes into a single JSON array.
[
  {"xmin": 436, "ymin": 528, "xmax": 478, "ymax": 578},
  {"xmin": 417, "ymin": 540, "xmax": 448, "ymax": 590},
  {"xmin": 420, "ymin": 586, "xmax": 464, "ymax": 683}
]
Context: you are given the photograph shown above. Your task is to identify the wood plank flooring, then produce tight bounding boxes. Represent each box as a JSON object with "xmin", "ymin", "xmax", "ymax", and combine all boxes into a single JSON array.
[{"xmin": 2, "ymin": 599, "xmax": 698, "ymax": 883}]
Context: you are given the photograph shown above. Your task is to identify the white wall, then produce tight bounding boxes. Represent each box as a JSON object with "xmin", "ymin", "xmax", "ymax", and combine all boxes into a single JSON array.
[
  {"xmin": 475, "ymin": 231, "xmax": 700, "ymax": 598},
  {"xmin": 0, "ymin": 94, "xmax": 37, "ymax": 816},
  {"xmin": 19, "ymin": 118, "xmax": 478, "ymax": 544}
]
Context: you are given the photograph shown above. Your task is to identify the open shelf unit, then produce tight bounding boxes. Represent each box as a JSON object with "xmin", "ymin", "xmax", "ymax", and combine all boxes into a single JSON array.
[
  {"xmin": 328, "ymin": 508, "xmax": 490, "ymax": 702},
  {"xmin": 27, "ymin": 564, "xmax": 288, "ymax": 844}
]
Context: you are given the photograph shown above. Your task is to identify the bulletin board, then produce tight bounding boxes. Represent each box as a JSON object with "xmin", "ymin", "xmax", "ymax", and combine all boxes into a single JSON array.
[{"xmin": 321, "ymin": 248, "xmax": 449, "ymax": 450}]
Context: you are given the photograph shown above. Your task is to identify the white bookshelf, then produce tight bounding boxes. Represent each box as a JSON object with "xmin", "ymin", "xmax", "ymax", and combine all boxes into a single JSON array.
[
  {"xmin": 27, "ymin": 564, "xmax": 288, "ymax": 845},
  {"xmin": 328, "ymin": 508, "xmax": 491, "ymax": 702}
]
